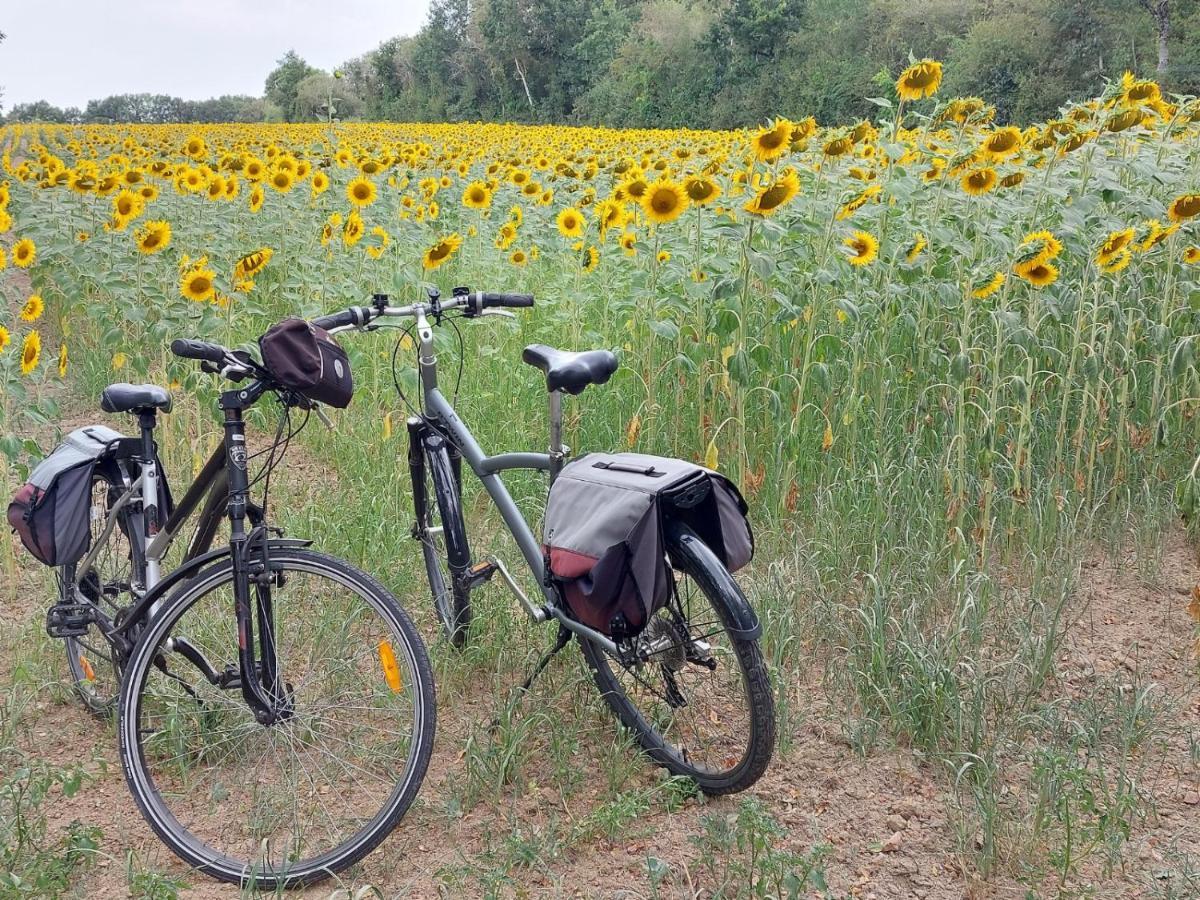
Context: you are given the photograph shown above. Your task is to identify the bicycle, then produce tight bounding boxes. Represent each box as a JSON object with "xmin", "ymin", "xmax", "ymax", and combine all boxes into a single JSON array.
[
  {"xmin": 325, "ymin": 287, "xmax": 776, "ymax": 794},
  {"xmin": 45, "ymin": 331, "xmax": 436, "ymax": 887}
]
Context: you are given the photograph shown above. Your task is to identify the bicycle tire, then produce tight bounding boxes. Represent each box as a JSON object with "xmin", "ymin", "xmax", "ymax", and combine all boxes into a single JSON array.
[
  {"xmin": 117, "ymin": 547, "xmax": 436, "ymax": 888},
  {"xmin": 579, "ymin": 525, "xmax": 775, "ymax": 794},
  {"xmin": 414, "ymin": 438, "xmax": 472, "ymax": 647}
]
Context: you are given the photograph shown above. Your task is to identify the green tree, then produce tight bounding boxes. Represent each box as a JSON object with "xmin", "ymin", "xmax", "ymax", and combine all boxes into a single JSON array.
[{"xmin": 265, "ymin": 50, "xmax": 318, "ymax": 121}]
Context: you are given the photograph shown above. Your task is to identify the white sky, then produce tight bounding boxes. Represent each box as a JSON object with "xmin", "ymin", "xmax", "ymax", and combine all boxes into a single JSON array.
[{"xmin": 0, "ymin": 0, "xmax": 433, "ymax": 110}]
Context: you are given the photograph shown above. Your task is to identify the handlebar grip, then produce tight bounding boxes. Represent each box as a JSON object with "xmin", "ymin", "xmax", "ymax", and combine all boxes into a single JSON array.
[
  {"xmin": 170, "ymin": 338, "xmax": 228, "ymax": 364},
  {"xmin": 481, "ymin": 292, "xmax": 534, "ymax": 308},
  {"xmin": 311, "ymin": 306, "xmax": 370, "ymax": 331}
]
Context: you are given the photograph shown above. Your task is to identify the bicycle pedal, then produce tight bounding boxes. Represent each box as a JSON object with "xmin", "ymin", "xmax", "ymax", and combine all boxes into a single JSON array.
[
  {"xmin": 46, "ymin": 603, "xmax": 95, "ymax": 639},
  {"xmin": 466, "ymin": 559, "xmax": 499, "ymax": 589}
]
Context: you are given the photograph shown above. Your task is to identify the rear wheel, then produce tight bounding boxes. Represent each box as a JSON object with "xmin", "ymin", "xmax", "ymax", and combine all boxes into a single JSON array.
[
  {"xmin": 579, "ymin": 525, "xmax": 775, "ymax": 794},
  {"xmin": 63, "ymin": 471, "xmax": 141, "ymax": 715},
  {"xmin": 413, "ymin": 438, "xmax": 472, "ymax": 647},
  {"xmin": 118, "ymin": 548, "xmax": 436, "ymax": 888}
]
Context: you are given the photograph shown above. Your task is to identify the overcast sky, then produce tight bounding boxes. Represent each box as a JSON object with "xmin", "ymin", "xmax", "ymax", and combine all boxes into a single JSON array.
[{"xmin": 0, "ymin": 0, "xmax": 433, "ymax": 110}]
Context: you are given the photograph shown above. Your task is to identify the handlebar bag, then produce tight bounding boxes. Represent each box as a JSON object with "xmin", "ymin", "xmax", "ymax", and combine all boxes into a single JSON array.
[
  {"xmin": 6, "ymin": 426, "xmax": 125, "ymax": 567},
  {"xmin": 543, "ymin": 452, "xmax": 754, "ymax": 639},
  {"xmin": 259, "ymin": 317, "xmax": 353, "ymax": 408}
]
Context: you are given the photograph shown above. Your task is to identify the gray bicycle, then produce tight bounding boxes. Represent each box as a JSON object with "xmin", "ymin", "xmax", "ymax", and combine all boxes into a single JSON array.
[{"xmin": 325, "ymin": 287, "xmax": 775, "ymax": 794}]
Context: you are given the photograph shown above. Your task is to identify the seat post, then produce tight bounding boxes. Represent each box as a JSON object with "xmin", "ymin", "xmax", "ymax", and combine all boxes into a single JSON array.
[{"xmin": 548, "ymin": 390, "xmax": 564, "ymax": 484}]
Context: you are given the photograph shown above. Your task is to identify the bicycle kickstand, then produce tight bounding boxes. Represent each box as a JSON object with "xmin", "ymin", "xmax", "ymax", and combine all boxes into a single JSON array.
[{"xmin": 488, "ymin": 624, "xmax": 573, "ymax": 733}]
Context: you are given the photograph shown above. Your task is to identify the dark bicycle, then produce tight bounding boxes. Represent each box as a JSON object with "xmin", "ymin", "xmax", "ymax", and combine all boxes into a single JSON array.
[
  {"xmin": 323, "ymin": 288, "xmax": 776, "ymax": 795},
  {"xmin": 42, "ymin": 326, "xmax": 436, "ymax": 887}
]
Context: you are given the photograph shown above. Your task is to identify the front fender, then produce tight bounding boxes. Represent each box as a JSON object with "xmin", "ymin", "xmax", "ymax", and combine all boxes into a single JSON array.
[{"xmin": 120, "ymin": 538, "xmax": 313, "ymax": 631}]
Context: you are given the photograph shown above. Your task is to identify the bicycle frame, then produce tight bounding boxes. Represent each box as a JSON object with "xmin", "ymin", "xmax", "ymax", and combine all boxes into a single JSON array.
[
  {"xmin": 70, "ymin": 382, "xmax": 295, "ymax": 723},
  {"xmin": 409, "ymin": 307, "xmax": 622, "ymax": 655}
]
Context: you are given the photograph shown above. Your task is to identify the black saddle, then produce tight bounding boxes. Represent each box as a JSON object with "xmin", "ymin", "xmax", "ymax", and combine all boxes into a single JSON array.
[
  {"xmin": 100, "ymin": 383, "xmax": 173, "ymax": 414},
  {"xmin": 522, "ymin": 344, "xmax": 618, "ymax": 395}
]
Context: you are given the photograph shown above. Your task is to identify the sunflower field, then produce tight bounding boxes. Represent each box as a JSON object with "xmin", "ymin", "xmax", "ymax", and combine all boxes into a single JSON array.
[{"xmin": 2, "ymin": 62, "xmax": 1200, "ymax": 888}]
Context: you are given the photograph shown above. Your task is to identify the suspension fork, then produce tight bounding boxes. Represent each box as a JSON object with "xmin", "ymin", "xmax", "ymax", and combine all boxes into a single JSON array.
[
  {"xmin": 407, "ymin": 417, "xmax": 472, "ymax": 582},
  {"xmin": 219, "ymin": 391, "xmax": 287, "ymax": 725}
]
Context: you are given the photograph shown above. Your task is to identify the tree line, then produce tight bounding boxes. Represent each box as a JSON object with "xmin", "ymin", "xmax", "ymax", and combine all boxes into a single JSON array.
[{"xmin": 4, "ymin": 0, "xmax": 1197, "ymax": 128}]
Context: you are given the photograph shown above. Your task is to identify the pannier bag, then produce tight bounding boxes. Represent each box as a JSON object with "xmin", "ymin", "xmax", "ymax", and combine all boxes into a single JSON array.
[
  {"xmin": 259, "ymin": 317, "xmax": 353, "ymax": 408},
  {"xmin": 543, "ymin": 452, "xmax": 754, "ymax": 639},
  {"xmin": 7, "ymin": 426, "xmax": 125, "ymax": 567}
]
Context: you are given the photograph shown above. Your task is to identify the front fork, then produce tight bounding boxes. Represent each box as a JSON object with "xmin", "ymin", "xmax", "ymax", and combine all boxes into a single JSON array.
[
  {"xmin": 221, "ymin": 397, "xmax": 290, "ymax": 725},
  {"xmin": 407, "ymin": 416, "xmax": 472, "ymax": 586}
]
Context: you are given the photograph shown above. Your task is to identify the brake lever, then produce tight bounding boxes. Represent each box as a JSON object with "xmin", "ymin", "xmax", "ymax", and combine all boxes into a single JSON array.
[{"xmin": 479, "ymin": 309, "xmax": 516, "ymax": 319}]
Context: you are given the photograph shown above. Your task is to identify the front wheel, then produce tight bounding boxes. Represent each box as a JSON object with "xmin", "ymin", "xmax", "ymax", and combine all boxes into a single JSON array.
[
  {"xmin": 117, "ymin": 548, "xmax": 436, "ymax": 888},
  {"xmin": 579, "ymin": 525, "xmax": 775, "ymax": 794}
]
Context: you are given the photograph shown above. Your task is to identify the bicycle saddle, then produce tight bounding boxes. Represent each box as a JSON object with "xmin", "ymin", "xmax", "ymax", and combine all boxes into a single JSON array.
[
  {"xmin": 521, "ymin": 344, "xmax": 618, "ymax": 395},
  {"xmin": 100, "ymin": 383, "xmax": 173, "ymax": 414}
]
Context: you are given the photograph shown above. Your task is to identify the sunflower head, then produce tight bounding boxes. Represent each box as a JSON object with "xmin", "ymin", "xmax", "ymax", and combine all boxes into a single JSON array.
[
  {"xmin": 12, "ymin": 238, "xmax": 37, "ymax": 268},
  {"xmin": 20, "ymin": 330, "xmax": 41, "ymax": 376},
  {"xmin": 896, "ymin": 59, "xmax": 943, "ymax": 101},
  {"xmin": 843, "ymin": 230, "xmax": 879, "ymax": 266},
  {"xmin": 556, "ymin": 207, "xmax": 586, "ymax": 238},
  {"xmin": 422, "ymin": 233, "xmax": 463, "ymax": 271},
  {"xmin": 19, "ymin": 294, "xmax": 44, "ymax": 322},
  {"xmin": 462, "ymin": 180, "xmax": 492, "ymax": 209},
  {"xmin": 960, "ymin": 167, "xmax": 997, "ymax": 196},
  {"xmin": 750, "ymin": 118, "xmax": 793, "ymax": 163},
  {"xmin": 1168, "ymin": 194, "xmax": 1200, "ymax": 223},
  {"xmin": 744, "ymin": 168, "xmax": 800, "ymax": 217},
  {"xmin": 180, "ymin": 266, "xmax": 217, "ymax": 303},
  {"xmin": 641, "ymin": 180, "xmax": 688, "ymax": 225},
  {"xmin": 347, "ymin": 176, "xmax": 377, "ymax": 208}
]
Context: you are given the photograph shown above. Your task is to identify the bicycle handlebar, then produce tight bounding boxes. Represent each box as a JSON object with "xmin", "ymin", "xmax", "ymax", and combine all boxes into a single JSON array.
[
  {"xmin": 313, "ymin": 288, "xmax": 536, "ymax": 334},
  {"xmin": 471, "ymin": 290, "xmax": 535, "ymax": 310},
  {"xmin": 170, "ymin": 338, "xmax": 228, "ymax": 365}
]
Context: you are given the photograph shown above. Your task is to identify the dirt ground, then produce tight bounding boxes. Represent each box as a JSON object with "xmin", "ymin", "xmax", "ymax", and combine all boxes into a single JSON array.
[{"xmin": 4, "ymin": 510, "xmax": 1200, "ymax": 898}]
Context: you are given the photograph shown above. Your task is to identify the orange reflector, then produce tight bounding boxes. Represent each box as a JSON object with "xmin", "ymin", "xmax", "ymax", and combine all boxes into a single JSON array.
[
  {"xmin": 378, "ymin": 640, "xmax": 402, "ymax": 693},
  {"xmin": 79, "ymin": 655, "xmax": 96, "ymax": 682}
]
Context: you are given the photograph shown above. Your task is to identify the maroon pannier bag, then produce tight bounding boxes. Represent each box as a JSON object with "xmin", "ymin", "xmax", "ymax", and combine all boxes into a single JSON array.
[
  {"xmin": 7, "ymin": 426, "xmax": 124, "ymax": 567},
  {"xmin": 543, "ymin": 452, "xmax": 753, "ymax": 639},
  {"xmin": 259, "ymin": 317, "xmax": 353, "ymax": 408}
]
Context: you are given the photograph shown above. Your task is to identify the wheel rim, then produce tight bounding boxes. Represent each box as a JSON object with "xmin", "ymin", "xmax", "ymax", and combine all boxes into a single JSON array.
[
  {"xmin": 590, "ymin": 568, "xmax": 756, "ymax": 779},
  {"xmin": 124, "ymin": 557, "xmax": 428, "ymax": 881}
]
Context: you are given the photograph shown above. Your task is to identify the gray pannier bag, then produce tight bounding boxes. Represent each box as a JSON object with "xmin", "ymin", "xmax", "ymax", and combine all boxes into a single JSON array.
[
  {"xmin": 543, "ymin": 452, "xmax": 753, "ymax": 639},
  {"xmin": 6, "ymin": 426, "xmax": 125, "ymax": 567}
]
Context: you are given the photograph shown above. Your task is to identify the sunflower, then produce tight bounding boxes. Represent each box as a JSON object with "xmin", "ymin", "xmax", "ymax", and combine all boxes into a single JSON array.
[
  {"xmin": 0, "ymin": 248, "xmax": 6, "ymax": 271},
  {"xmin": 249, "ymin": 185, "xmax": 265, "ymax": 213},
  {"xmin": 836, "ymin": 183, "xmax": 881, "ymax": 220},
  {"xmin": 580, "ymin": 245, "xmax": 600, "ymax": 273},
  {"xmin": 57, "ymin": 343, "xmax": 68, "ymax": 378},
  {"xmin": 641, "ymin": 180, "xmax": 688, "ymax": 224},
  {"xmin": 1105, "ymin": 107, "xmax": 1146, "ymax": 133},
  {"xmin": 422, "ymin": 233, "xmax": 463, "ymax": 271},
  {"xmin": 495, "ymin": 222, "xmax": 518, "ymax": 250},
  {"xmin": 896, "ymin": 59, "xmax": 943, "ymax": 101},
  {"xmin": 972, "ymin": 271, "xmax": 1006, "ymax": 299},
  {"xmin": 311, "ymin": 171, "xmax": 330, "ymax": 197},
  {"xmin": 960, "ymin": 167, "xmax": 997, "ymax": 196},
  {"xmin": 269, "ymin": 168, "xmax": 294, "ymax": 193},
  {"xmin": 19, "ymin": 294, "xmax": 44, "ymax": 322},
  {"xmin": 981, "ymin": 127, "xmax": 1023, "ymax": 160},
  {"xmin": 1096, "ymin": 228, "xmax": 1135, "ymax": 266},
  {"xmin": 343, "ymin": 211, "xmax": 366, "ymax": 246},
  {"xmin": 1137, "ymin": 218, "xmax": 1178, "ymax": 252},
  {"xmin": 135, "ymin": 220, "xmax": 171, "ymax": 254},
  {"xmin": 1168, "ymin": 194, "xmax": 1200, "ymax": 223},
  {"xmin": 556, "ymin": 207, "xmax": 586, "ymax": 238},
  {"xmin": 510, "ymin": 248, "xmax": 528, "ymax": 267},
  {"xmin": 322, "ymin": 212, "xmax": 343, "ymax": 246},
  {"xmin": 0, "ymin": 325, "xmax": 8, "ymax": 350},
  {"xmin": 843, "ymin": 230, "xmax": 879, "ymax": 266},
  {"xmin": 749, "ymin": 118, "xmax": 793, "ymax": 163},
  {"xmin": 1021, "ymin": 230, "xmax": 1063, "ymax": 263},
  {"xmin": 744, "ymin": 168, "xmax": 800, "ymax": 217},
  {"xmin": 462, "ymin": 180, "xmax": 492, "ymax": 209},
  {"xmin": 12, "ymin": 238, "xmax": 36, "ymax": 268},
  {"xmin": 999, "ymin": 172, "xmax": 1025, "ymax": 189},
  {"xmin": 234, "ymin": 248, "xmax": 274, "ymax": 280},
  {"xmin": 683, "ymin": 176, "xmax": 720, "ymax": 205},
  {"xmin": 1099, "ymin": 248, "xmax": 1132, "ymax": 274},
  {"xmin": 346, "ymin": 176, "xmax": 377, "ymax": 208},
  {"xmin": 822, "ymin": 135, "xmax": 853, "ymax": 157},
  {"xmin": 906, "ymin": 233, "xmax": 927, "ymax": 263},
  {"xmin": 206, "ymin": 176, "xmax": 227, "ymax": 201},
  {"xmin": 366, "ymin": 226, "xmax": 391, "ymax": 260},
  {"xmin": 1014, "ymin": 258, "xmax": 1058, "ymax": 287},
  {"xmin": 619, "ymin": 231, "xmax": 638, "ymax": 256},
  {"xmin": 1121, "ymin": 72, "xmax": 1161, "ymax": 106},
  {"xmin": 1185, "ymin": 246, "xmax": 1200, "ymax": 264},
  {"xmin": 20, "ymin": 330, "xmax": 40, "ymax": 375},
  {"xmin": 657, "ymin": 250, "xmax": 671, "ymax": 264},
  {"xmin": 180, "ymin": 265, "xmax": 217, "ymax": 303}
]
